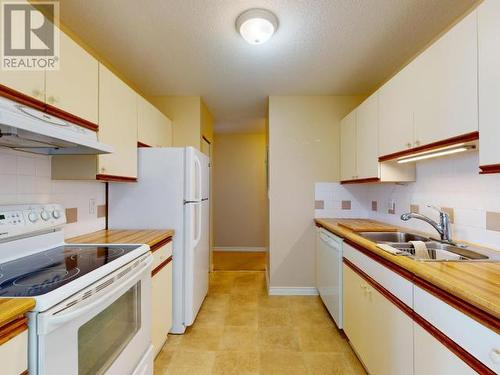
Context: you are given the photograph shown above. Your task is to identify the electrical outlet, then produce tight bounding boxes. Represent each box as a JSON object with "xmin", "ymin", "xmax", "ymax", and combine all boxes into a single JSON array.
[{"xmin": 89, "ymin": 199, "xmax": 96, "ymax": 214}]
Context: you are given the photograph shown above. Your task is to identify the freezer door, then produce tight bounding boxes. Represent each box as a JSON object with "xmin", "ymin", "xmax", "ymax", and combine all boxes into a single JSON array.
[
  {"xmin": 183, "ymin": 200, "xmax": 209, "ymax": 326},
  {"xmin": 185, "ymin": 147, "xmax": 210, "ymax": 201}
]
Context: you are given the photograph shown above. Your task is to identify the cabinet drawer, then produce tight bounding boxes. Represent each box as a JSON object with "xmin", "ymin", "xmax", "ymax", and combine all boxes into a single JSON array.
[
  {"xmin": 152, "ymin": 242, "xmax": 173, "ymax": 272},
  {"xmin": 414, "ymin": 286, "xmax": 499, "ymax": 373},
  {"xmin": 0, "ymin": 330, "xmax": 28, "ymax": 375},
  {"xmin": 343, "ymin": 243, "xmax": 413, "ymax": 307}
]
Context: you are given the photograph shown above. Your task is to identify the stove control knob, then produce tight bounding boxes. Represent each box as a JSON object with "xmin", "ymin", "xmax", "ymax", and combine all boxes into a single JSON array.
[
  {"xmin": 41, "ymin": 210, "xmax": 50, "ymax": 221},
  {"xmin": 28, "ymin": 211, "xmax": 39, "ymax": 223},
  {"xmin": 52, "ymin": 210, "xmax": 61, "ymax": 219}
]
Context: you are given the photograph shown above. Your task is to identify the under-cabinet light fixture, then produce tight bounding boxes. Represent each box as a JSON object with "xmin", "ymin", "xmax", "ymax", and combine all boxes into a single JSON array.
[{"xmin": 396, "ymin": 144, "xmax": 475, "ymax": 164}]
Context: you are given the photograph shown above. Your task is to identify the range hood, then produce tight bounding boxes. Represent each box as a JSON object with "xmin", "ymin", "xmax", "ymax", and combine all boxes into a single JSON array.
[{"xmin": 0, "ymin": 96, "xmax": 113, "ymax": 155}]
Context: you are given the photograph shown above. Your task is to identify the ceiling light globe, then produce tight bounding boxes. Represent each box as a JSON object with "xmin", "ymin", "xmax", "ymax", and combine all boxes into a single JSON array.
[{"xmin": 236, "ymin": 9, "xmax": 278, "ymax": 45}]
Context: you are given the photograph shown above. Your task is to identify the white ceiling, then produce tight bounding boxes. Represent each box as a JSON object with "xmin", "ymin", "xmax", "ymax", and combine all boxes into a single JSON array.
[{"xmin": 59, "ymin": 0, "xmax": 478, "ymax": 133}]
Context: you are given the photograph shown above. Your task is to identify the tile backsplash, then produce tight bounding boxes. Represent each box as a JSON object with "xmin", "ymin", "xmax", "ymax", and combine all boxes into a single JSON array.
[
  {"xmin": 0, "ymin": 148, "xmax": 106, "ymax": 238},
  {"xmin": 316, "ymin": 151, "xmax": 500, "ymax": 250}
]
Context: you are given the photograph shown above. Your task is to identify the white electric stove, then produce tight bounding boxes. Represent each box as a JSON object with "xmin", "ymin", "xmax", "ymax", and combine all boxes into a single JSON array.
[{"xmin": 0, "ymin": 204, "xmax": 153, "ymax": 375}]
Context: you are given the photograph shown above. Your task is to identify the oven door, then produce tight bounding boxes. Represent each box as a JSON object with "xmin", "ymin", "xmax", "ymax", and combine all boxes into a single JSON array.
[{"xmin": 35, "ymin": 253, "xmax": 152, "ymax": 375}]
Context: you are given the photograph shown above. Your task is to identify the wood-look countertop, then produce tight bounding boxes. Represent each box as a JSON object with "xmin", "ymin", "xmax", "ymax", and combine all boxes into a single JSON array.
[
  {"xmin": 0, "ymin": 298, "xmax": 35, "ymax": 328},
  {"xmin": 315, "ymin": 218, "xmax": 500, "ymax": 328},
  {"xmin": 67, "ymin": 229, "xmax": 174, "ymax": 251}
]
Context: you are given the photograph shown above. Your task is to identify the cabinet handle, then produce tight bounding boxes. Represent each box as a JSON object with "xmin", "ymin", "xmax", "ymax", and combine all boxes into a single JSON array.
[
  {"xmin": 490, "ymin": 349, "xmax": 500, "ymax": 364},
  {"xmin": 47, "ymin": 96, "xmax": 59, "ymax": 104},
  {"xmin": 32, "ymin": 89, "xmax": 42, "ymax": 98},
  {"xmin": 415, "ymin": 140, "xmax": 421, "ymax": 146},
  {"xmin": 406, "ymin": 142, "xmax": 412, "ymax": 148}
]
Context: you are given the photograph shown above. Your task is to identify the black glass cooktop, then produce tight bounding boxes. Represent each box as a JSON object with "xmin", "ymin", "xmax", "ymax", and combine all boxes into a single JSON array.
[{"xmin": 0, "ymin": 245, "xmax": 141, "ymax": 297}]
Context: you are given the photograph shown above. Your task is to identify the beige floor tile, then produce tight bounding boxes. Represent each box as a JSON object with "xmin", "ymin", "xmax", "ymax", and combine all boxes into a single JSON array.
[
  {"xmin": 303, "ymin": 352, "xmax": 356, "ymax": 375},
  {"xmin": 259, "ymin": 351, "xmax": 308, "ymax": 375},
  {"xmin": 154, "ymin": 270, "xmax": 365, "ymax": 374},
  {"xmin": 179, "ymin": 327, "xmax": 223, "ymax": 351},
  {"xmin": 220, "ymin": 326, "xmax": 259, "ymax": 351},
  {"xmin": 258, "ymin": 326, "xmax": 301, "ymax": 352},
  {"xmin": 258, "ymin": 306, "xmax": 292, "ymax": 328},
  {"xmin": 224, "ymin": 306, "xmax": 258, "ymax": 327},
  {"xmin": 168, "ymin": 350, "xmax": 216, "ymax": 369},
  {"xmin": 297, "ymin": 326, "xmax": 347, "ymax": 352},
  {"xmin": 212, "ymin": 351, "xmax": 260, "ymax": 375},
  {"xmin": 258, "ymin": 295, "xmax": 292, "ymax": 309}
]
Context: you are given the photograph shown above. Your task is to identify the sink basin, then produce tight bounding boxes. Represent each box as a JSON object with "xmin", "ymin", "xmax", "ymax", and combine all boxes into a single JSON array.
[
  {"xmin": 358, "ymin": 231, "xmax": 430, "ymax": 243},
  {"xmin": 386, "ymin": 241, "xmax": 499, "ymax": 262}
]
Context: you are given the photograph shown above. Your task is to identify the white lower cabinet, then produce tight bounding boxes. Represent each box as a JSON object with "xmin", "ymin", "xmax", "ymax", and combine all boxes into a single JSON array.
[
  {"xmin": 151, "ymin": 242, "xmax": 173, "ymax": 357},
  {"xmin": 414, "ymin": 324, "xmax": 475, "ymax": 375},
  {"xmin": 0, "ymin": 329, "xmax": 28, "ymax": 375},
  {"xmin": 343, "ymin": 264, "xmax": 413, "ymax": 375}
]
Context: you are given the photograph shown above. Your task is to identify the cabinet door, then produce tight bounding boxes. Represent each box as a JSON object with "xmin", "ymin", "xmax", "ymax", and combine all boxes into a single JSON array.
[
  {"xmin": 98, "ymin": 64, "xmax": 137, "ymax": 178},
  {"xmin": 378, "ymin": 64, "xmax": 416, "ymax": 157},
  {"xmin": 367, "ymin": 284, "xmax": 414, "ymax": 375},
  {"xmin": 137, "ymin": 95, "xmax": 172, "ymax": 147},
  {"xmin": 340, "ymin": 110, "xmax": 357, "ymax": 181},
  {"xmin": 478, "ymin": 0, "xmax": 500, "ymax": 168},
  {"xmin": 343, "ymin": 264, "xmax": 369, "ymax": 367},
  {"xmin": 413, "ymin": 10, "xmax": 478, "ymax": 147},
  {"xmin": 45, "ymin": 30, "xmax": 98, "ymax": 123},
  {"xmin": 152, "ymin": 261, "xmax": 173, "ymax": 357},
  {"xmin": 356, "ymin": 93, "xmax": 379, "ymax": 179},
  {"xmin": 414, "ymin": 324, "xmax": 474, "ymax": 375},
  {"xmin": 0, "ymin": 330, "xmax": 28, "ymax": 375},
  {"xmin": 0, "ymin": 69, "xmax": 45, "ymax": 102}
]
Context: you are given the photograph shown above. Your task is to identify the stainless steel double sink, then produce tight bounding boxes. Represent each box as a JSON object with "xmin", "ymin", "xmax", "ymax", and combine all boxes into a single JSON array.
[{"xmin": 357, "ymin": 231, "xmax": 500, "ymax": 262}]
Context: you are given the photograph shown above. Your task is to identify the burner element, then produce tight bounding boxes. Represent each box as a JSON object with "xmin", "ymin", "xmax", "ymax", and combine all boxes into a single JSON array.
[{"xmin": 14, "ymin": 267, "xmax": 80, "ymax": 289}]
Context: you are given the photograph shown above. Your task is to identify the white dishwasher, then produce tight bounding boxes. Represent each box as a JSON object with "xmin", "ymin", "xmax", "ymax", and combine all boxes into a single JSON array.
[{"xmin": 316, "ymin": 227, "xmax": 343, "ymax": 329}]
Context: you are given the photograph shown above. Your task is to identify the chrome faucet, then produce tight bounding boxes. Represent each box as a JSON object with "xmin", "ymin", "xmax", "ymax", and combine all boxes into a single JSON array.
[{"xmin": 401, "ymin": 205, "xmax": 452, "ymax": 243}]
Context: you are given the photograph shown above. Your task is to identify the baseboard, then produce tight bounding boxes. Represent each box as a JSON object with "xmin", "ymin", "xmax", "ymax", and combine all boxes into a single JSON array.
[
  {"xmin": 214, "ymin": 246, "xmax": 267, "ymax": 252},
  {"xmin": 268, "ymin": 287, "xmax": 319, "ymax": 296}
]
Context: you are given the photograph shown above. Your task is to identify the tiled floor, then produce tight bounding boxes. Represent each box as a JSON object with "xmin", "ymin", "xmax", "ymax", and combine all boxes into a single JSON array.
[
  {"xmin": 213, "ymin": 251, "xmax": 267, "ymax": 271},
  {"xmin": 154, "ymin": 271, "xmax": 366, "ymax": 374}
]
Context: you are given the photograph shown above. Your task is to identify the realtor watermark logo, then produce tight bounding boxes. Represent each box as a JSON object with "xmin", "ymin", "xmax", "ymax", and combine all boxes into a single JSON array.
[{"xmin": 1, "ymin": 0, "xmax": 59, "ymax": 70}]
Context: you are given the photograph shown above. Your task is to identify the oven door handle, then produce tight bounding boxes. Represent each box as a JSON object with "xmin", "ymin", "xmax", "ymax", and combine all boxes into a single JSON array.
[{"xmin": 38, "ymin": 255, "xmax": 152, "ymax": 335}]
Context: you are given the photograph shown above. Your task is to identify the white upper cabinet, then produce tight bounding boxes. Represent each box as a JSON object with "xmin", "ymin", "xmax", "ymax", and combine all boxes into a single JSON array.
[
  {"xmin": 45, "ymin": 30, "xmax": 98, "ymax": 123},
  {"xmin": 98, "ymin": 64, "xmax": 138, "ymax": 178},
  {"xmin": 478, "ymin": 0, "xmax": 500, "ymax": 169},
  {"xmin": 413, "ymin": 10, "xmax": 478, "ymax": 146},
  {"xmin": 0, "ymin": 69, "xmax": 45, "ymax": 102},
  {"xmin": 378, "ymin": 63, "xmax": 416, "ymax": 157},
  {"xmin": 340, "ymin": 110, "xmax": 357, "ymax": 181},
  {"xmin": 137, "ymin": 95, "xmax": 173, "ymax": 147},
  {"xmin": 356, "ymin": 93, "xmax": 379, "ymax": 179}
]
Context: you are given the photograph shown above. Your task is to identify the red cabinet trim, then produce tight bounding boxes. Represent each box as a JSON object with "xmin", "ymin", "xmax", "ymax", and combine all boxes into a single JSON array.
[
  {"xmin": 96, "ymin": 174, "xmax": 137, "ymax": 183},
  {"xmin": 340, "ymin": 177, "xmax": 380, "ymax": 185},
  {"xmin": 378, "ymin": 131, "xmax": 479, "ymax": 162},
  {"xmin": 151, "ymin": 256, "xmax": 173, "ymax": 277},
  {"xmin": 479, "ymin": 164, "xmax": 500, "ymax": 174},
  {"xmin": 0, "ymin": 84, "xmax": 99, "ymax": 132}
]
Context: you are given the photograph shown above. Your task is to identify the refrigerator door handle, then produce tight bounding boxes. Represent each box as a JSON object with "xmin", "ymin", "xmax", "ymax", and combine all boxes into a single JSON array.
[
  {"xmin": 193, "ymin": 203, "xmax": 202, "ymax": 249},
  {"xmin": 194, "ymin": 155, "xmax": 202, "ymax": 202}
]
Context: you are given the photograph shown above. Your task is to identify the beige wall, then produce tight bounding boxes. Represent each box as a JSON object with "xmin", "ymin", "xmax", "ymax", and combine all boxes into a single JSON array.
[
  {"xmin": 213, "ymin": 133, "xmax": 267, "ymax": 248},
  {"xmin": 268, "ymin": 96, "xmax": 365, "ymax": 288},
  {"xmin": 149, "ymin": 96, "xmax": 201, "ymax": 149}
]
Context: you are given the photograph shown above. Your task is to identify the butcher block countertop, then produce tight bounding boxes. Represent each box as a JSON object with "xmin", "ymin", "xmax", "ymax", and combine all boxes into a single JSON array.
[
  {"xmin": 68, "ymin": 229, "xmax": 174, "ymax": 251},
  {"xmin": 315, "ymin": 218, "xmax": 500, "ymax": 330},
  {"xmin": 0, "ymin": 298, "xmax": 35, "ymax": 328}
]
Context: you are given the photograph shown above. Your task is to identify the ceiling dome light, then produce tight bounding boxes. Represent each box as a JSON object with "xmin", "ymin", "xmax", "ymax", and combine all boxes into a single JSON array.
[{"xmin": 236, "ymin": 9, "xmax": 278, "ymax": 45}]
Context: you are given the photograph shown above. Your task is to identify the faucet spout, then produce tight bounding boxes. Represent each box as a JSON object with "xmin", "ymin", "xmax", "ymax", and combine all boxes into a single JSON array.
[{"xmin": 400, "ymin": 207, "xmax": 452, "ymax": 243}]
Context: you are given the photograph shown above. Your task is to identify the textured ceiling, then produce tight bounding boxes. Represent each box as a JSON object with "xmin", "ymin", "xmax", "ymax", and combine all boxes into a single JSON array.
[{"xmin": 59, "ymin": 0, "xmax": 478, "ymax": 133}]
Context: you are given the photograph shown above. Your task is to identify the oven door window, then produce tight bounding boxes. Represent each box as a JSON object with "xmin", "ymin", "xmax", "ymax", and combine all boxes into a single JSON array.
[{"xmin": 78, "ymin": 282, "xmax": 141, "ymax": 375}]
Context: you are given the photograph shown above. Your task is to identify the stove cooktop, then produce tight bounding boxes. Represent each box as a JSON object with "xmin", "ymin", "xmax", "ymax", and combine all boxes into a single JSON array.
[{"xmin": 0, "ymin": 245, "xmax": 142, "ymax": 297}]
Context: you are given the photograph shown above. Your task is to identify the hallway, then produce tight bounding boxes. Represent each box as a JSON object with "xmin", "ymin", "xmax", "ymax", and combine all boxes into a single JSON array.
[{"xmin": 154, "ymin": 271, "xmax": 366, "ymax": 374}]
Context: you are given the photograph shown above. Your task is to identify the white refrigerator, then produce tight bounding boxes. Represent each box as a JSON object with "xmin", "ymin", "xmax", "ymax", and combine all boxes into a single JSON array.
[{"xmin": 108, "ymin": 147, "xmax": 209, "ymax": 334}]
